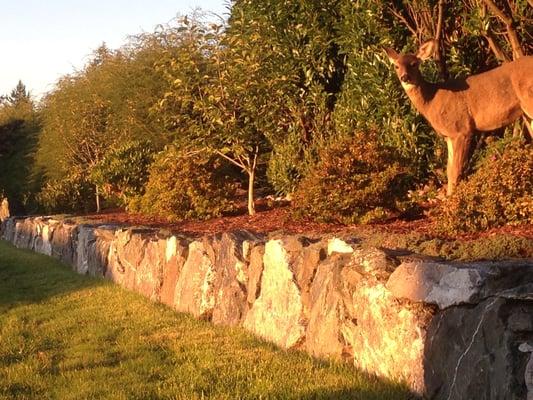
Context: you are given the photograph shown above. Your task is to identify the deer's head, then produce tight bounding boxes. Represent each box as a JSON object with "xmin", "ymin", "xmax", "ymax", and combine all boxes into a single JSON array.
[{"xmin": 384, "ymin": 40, "xmax": 436, "ymax": 90}]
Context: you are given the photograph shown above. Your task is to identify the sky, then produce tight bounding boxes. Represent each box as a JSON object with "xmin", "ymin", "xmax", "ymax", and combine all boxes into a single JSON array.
[{"xmin": 0, "ymin": 0, "xmax": 228, "ymax": 99}]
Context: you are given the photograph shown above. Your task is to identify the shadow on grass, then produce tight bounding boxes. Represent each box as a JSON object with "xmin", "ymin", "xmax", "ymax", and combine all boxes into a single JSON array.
[
  {"xmin": 297, "ymin": 388, "xmax": 419, "ymax": 400},
  {"xmin": 0, "ymin": 240, "xmax": 103, "ymax": 309}
]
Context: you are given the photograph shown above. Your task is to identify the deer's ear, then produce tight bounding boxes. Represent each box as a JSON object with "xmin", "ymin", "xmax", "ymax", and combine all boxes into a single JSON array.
[
  {"xmin": 384, "ymin": 47, "xmax": 399, "ymax": 63},
  {"xmin": 417, "ymin": 40, "xmax": 437, "ymax": 61}
]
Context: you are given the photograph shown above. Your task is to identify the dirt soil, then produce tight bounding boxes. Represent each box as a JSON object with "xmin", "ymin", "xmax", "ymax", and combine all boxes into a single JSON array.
[{"xmin": 78, "ymin": 201, "xmax": 533, "ymax": 242}]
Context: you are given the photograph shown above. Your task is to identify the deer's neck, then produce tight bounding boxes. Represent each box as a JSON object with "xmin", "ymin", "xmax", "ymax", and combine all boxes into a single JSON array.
[{"xmin": 404, "ymin": 80, "xmax": 438, "ymax": 116}]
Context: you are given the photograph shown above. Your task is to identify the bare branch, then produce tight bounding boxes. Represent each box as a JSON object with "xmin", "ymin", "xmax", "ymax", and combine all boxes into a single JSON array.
[
  {"xmin": 251, "ymin": 145, "xmax": 259, "ymax": 171},
  {"xmin": 481, "ymin": 0, "xmax": 525, "ymax": 59},
  {"xmin": 483, "ymin": 30, "xmax": 511, "ymax": 62},
  {"xmin": 435, "ymin": 0, "xmax": 445, "ymax": 43},
  {"xmin": 388, "ymin": 6, "xmax": 418, "ymax": 38},
  {"xmin": 215, "ymin": 149, "xmax": 246, "ymax": 171},
  {"xmin": 434, "ymin": 0, "xmax": 449, "ymax": 80}
]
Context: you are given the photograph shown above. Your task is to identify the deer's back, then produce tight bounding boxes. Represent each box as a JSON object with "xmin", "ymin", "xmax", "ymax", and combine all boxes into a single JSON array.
[{"xmin": 463, "ymin": 56, "xmax": 533, "ymax": 131}]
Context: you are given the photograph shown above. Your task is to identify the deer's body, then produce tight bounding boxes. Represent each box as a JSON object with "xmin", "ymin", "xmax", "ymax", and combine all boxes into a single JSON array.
[{"xmin": 386, "ymin": 41, "xmax": 533, "ymax": 195}]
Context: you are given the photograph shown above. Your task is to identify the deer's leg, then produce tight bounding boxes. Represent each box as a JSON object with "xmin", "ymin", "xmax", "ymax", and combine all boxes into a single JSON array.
[
  {"xmin": 445, "ymin": 135, "xmax": 472, "ymax": 196},
  {"xmin": 524, "ymin": 115, "xmax": 533, "ymax": 140}
]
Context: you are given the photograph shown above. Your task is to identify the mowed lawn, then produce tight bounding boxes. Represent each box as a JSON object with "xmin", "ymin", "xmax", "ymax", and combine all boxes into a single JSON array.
[{"xmin": 0, "ymin": 241, "xmax": 413, "ymax": 400}]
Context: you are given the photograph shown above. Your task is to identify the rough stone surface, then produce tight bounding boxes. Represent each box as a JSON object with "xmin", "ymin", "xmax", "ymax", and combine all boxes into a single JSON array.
[
  {"xmin": 211, "ymin": 231, "xmax": 260, "ymax": 326},
  {"xmin": 134, "ymin": 238, "xmax": 165, "ymax": 302},
  {"xmin": 387, "ymin": 259, "xmax": 533, "ymax": 309},
  {"xmin": 305, "ymin": 253, "xmax": 349, "ymax": 358},
  {"xmin": 13, "ymin": 218, "xmax": 37, "ymax": 249},
  {"xmin": 159, "ymin": 236, "xmax": 189, "ymax": 307},
  {"xmin": 0, "ymin": 198, "xmax": 9, "ymax": 222},
  {"xmin": 2, "ymin": 215, "xmax": 533, "ymax": 400},
  {"xmin": 173, "ymin": 239, "xmax": 217, "ymax": 319},
  {"xmin": 425, "ymin": 297, "xmax": 533, "ymax": 400},
  {"xmin": 246, "ymin": 244, "xmax": 264, "ymax": 307},
  {"xmin": 306, "ymin": 249, "xmax": 429, "ymax": 392},
  {"xmin": 0, "ymin": 216, "xmax": 16, "ymax": 242},
  {"xmin": 50, "ymin": 221, "xmax": 78, "ymax": 265},
  {"xmin": 107, "ymin": 228, "xmax": 151, "ymax": 288},
  {"xmin": 244, "ymin": 237, "xmax": 308, "ymax": 349},
  {"xmin": 32, "ymin": 218, "xmax": 55, "ymax": 256}
]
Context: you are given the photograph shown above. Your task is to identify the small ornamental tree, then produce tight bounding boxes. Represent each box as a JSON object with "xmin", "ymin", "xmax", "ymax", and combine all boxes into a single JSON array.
[{"xmin": 156, "ymin": 17, "xmax": 285, "ymax": 215}]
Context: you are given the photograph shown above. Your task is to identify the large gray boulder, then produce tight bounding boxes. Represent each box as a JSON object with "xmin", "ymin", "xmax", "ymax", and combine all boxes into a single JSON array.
[
  {"xmin": 13, "ymin": 218, "xmax": 37, "ymax": 249},
  {"xmin": 1, "ymin": 217, "xmax": 16, "ymax": 242},
  {"xmin": 387, "ymin": 259, "xmax": 533, "ymax": 309},
  {"xmin": 32, "ymin": 218, "xmax": 58, "ymax": 256},
  {"xmin": 75, "ymin": 225, "xmax": 115, "ymax": 277},
  {"xmin": 424, "ymin": 297, "xmax": 533, "ymax": 400},
  {"xmin": 106, "ymin": 228, "xmax": 153, "ymax": 287}
]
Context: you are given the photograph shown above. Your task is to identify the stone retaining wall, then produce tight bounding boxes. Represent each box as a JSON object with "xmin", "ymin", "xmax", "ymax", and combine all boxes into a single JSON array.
[{"xmin": 1, "ymin": 216, "xmax": 533, "ymax": 399}]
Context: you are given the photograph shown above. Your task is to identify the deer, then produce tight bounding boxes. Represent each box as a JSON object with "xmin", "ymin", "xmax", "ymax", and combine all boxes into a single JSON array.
[{"xmin": 385, "ymin": 40, "xmax": 533, "ymax": 196}]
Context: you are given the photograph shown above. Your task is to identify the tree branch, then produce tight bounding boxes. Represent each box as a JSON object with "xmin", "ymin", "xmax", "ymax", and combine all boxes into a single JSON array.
[
  {"xmin": 482, "ymin": 0, "xmax": 525, "ymax": 59},
  {"xmin": 483, "ymin": 30, "xmax": 511, "ymax": 62},
  {"xmin": 388, "ymin": 6, "xmax": 418, "ymax": 38},
  {"xmin": 214, "ymin": 149, "xmax": 246, "ymax": 171},
  {"xmin": 252, "ymin": 145, "xmax": 259, "ymax": 171},
  {"xmin": 434, "ymin": 0, "xmax": 449, "ymax": 80}
]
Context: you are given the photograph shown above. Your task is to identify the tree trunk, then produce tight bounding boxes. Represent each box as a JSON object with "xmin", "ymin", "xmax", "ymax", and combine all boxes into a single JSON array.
[
  {"xmin": 247, "ymin": 168, "xmax": 256, "ymax": 216},
  {"xmin": 95, "ymin": 185, "xmax": 101, "ymax": 214}
]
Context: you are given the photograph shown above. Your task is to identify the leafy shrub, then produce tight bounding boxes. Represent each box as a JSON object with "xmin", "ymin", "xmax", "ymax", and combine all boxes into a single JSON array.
[
  {"xmin": 132, "ymin": 147, "xmax": 237, "ymax": 221},
  {"xmin": 37, "ymin": 171, "xmax": 95, "ymax": 214},
  {"xmin": 292, "ymin": 132, "xmax": 414, "ymax": 224},
  {"xmin": 436, "ymin": 141, "xmax": 533, "ymax": 233},
  {"xmin": 90, "ymin": 140, "xmax": 154, "ymax": 207},
  {"xmin": 267, "ymin": 134, "xmax": 303, "ymax": 196}
]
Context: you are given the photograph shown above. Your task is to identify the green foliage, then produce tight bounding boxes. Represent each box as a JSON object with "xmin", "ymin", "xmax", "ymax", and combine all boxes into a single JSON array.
[
  {"xmin": 90, "ymin": 140, "xmax": 154, "ymax": 207},
  {"xmin": 36, "ymin": 41, "xmax": 172, "ymax": 200},
  {"xmin": 436, "ymin": 141, "xmax": 533, "ymax": 234},
  {"xmin": 219, "ymin": 1, "xmax": 350, "ymax": 196},
  {"xmin": 333, "ymin": 1, "xmax": 442, "ymax": 184},
  {"xmin": 266, "ymin": 131, "xmax": 305, "ymax": 196},
  {"xmin": 292, "ymin": 132, "xmax": 413, "ymax": 224},
  {"xmin": 133, "ymin": 147, "xmax": 237, "ymax": 221},
  {"xmin": 8, "ymin": 2, "xmax": 530, "ymax": 226},
  {"xmin": 37, "ymin": 170, "xmax": 95, "ymax": 214},
  {"xmin": 154, "ymin": 14, "xmax": 297, "ymax": 212},
  {"xmin": 363, "ymin": 231, "xmax": 533, "ymax": 261},
  {"xmin": 6, "ymin": 80, "xmax": 32, "ymax": 107},
  {"xmin": 0, "ymin": 82, "xmax": 40, "ymax": 213}
]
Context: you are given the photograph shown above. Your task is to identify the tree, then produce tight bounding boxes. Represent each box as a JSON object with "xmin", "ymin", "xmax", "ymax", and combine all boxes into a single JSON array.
[
  {"xmin": 0, "ymin": 81, "xmax": 39, "ymax": 213},
  {"xmin": 7, "ymin": 80, "xmax": 32, "ymax": 107},
  {"xmin": 229, "ymin": 0, "xmax": 349, "ymax": 195},
  {"xmin": 36, "ymin": 38, "xmax": 172, "ymax": 213},
  {"xmin": 37, "ymin": 47, "xmax": 118, "ymax": 212}
]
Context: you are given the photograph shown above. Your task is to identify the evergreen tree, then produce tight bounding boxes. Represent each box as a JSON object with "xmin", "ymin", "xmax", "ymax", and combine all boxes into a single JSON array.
[{"xmin": 7, "ymin": 80, "xmax": 31, "ymax": 107}]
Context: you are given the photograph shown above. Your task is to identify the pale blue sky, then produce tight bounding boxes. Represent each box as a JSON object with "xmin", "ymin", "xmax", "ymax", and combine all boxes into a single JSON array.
[{"xmin": 0, "ymin": 0, "xmax": 229, "ymax": 99}]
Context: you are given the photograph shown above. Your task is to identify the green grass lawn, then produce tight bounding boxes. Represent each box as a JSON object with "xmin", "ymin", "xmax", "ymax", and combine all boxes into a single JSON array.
[{"xmin": 0, "ymin": 240, "xmax": 414, "ymax": 400}]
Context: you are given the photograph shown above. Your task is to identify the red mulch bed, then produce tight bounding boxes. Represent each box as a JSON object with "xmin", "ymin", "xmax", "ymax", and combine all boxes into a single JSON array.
[{"xmin": 78, "ymin": 202, "xmax": 533, "ymax": 241}]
